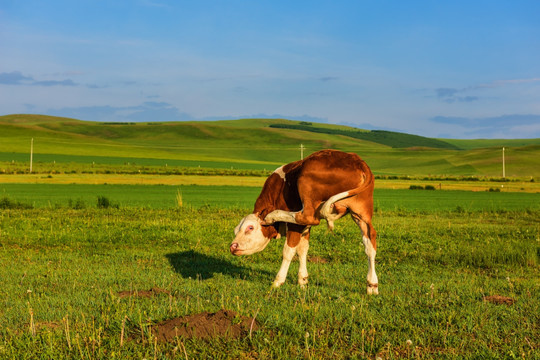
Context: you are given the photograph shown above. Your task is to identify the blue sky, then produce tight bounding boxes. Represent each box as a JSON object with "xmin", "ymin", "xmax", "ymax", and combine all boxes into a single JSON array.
[{"xmin": 1, "ymin": 0, "xmax": 539, "ymax": 139}]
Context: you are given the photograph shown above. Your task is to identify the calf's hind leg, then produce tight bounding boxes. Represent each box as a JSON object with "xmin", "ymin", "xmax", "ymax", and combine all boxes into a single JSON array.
[
  {"xmin": 264, "ymin": 196, "xmax": 321, "ymax": 227},
  {"xmin": 264, "ymin": 207, "xmax": 320, "ymax": 227},
  {"xmin": 296, "ymin": 228, "xmax": 310, "ymax": 287},
  {"xmin": 352, "ymin": 213, "xmax": 379, "ymax": 295}
]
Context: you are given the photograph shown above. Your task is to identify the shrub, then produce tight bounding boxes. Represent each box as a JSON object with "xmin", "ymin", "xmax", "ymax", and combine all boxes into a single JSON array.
[
  {"xmin": 97, "ymin": 196, "xmax": 111, "ymax": 209},
  {"xmin": 454, "ymin": 205, "xmax": 466, "ymax": 213},
  {"xmin": 424, "ymin": 185, "xmax": 436, "ymax": 190},
  {"xmin": 0, "ymin": 196, "xmax": 33, "ymax": 209},
  {"xmin": 68, "ymin": 198, "xmax": 86, "ymax": 209},
  {"xmin": 409, "ymin": 185, "xmax": 424, "ymax": 190}
]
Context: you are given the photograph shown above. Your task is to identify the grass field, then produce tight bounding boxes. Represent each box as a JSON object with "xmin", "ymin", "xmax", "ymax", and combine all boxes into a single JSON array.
[
  {"xmin": 0, "ymin": 152, "xmax": 277, "ymax": 171},
  {"xmin": 1, "ymin": 186, "xmax": 539, "ymax": 359},
  {"xmin": 2, "ymin": 183, "xmax": 540, "ymax": 211},
  {"xmin": 1, "ymin": 114, "xmax": 539, "ymax": 358}
]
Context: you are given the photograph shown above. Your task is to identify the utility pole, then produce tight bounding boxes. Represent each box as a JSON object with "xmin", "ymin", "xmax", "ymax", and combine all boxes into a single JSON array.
[
  {"xmin": 300, "ymin": 144, "xmax": 305, "ymax": 160},
  {"xmin": 502, "ymin": 147, "xmax": 505, "ymax": 178},
  {"xmin": 30, "ymin": 138, "xmax": 34, "ymax": 173}
]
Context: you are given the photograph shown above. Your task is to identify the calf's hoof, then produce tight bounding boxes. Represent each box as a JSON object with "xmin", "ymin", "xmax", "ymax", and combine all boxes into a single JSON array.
[
  {"xmin": 272, "ymin": 280, "xmax": 285, "ymax": 288},
  {"xmin": 264, "ymin": 213, "xmax": 277, "ymax": 225},
  {"xmin": 367, "ymin": 283, "xmax": 379, "ymax": 295},
  {"xmin": 298, "ymin": 276, "xmax": 309, "ymax": 288}
]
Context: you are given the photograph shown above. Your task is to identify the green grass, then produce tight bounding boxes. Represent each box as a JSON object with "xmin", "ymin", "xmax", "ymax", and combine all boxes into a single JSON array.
[
  {"xmin": 0, "ymin": 200, "xmax": 538, "ymax": 359},
  {"xmin": 0, "ymin": 152, "xmax": 278, "ymax": 171},
  {"xmin": 1, "ymin": 114, "xmax": 538, "ymax": 358},
  {"xmin": 2, "ymin": 184, "xmax": 540, "ymax": 211},
  {"xmin": 0, "ymin": 184, "xmax": 258, "ymax": 209}
]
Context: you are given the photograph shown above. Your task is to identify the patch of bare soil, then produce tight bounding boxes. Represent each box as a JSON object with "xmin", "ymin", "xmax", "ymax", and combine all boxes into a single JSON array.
[
  {"xmin": 35, "ymin": 321, "xmax": 61, "ymax": 332},
  {"xmin": 38, "ymin": 321, "xmax": 60, "ymax": 329},
  {"xmin": 483, "ymin": 295, "xmax": 515, "ymax": 305},
  {"xmin": 152, "ymin": 309, "xmax": 260, "ymax": 342},
  {"xmin": 309, "ymin": 256, "xmax": 329, "ymax": 264},
  {"xmin": 117, "ymin": 287, "xmax": 171, "ymax": 298}
]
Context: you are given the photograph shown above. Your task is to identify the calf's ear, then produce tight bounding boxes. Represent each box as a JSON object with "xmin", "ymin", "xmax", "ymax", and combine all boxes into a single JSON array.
[{"xmin": 256, "ymin": 212, "xmax": 270, "ymax": 226}]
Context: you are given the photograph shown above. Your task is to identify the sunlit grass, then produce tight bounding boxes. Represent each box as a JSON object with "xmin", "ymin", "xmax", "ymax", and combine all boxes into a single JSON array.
[
  {"xmin": 1, "ymin": 184, "xmax": 540, "ymax": 210},
  {"xmin": 0, "ymin": 202, "xmax": 538, "ymax": 359}
]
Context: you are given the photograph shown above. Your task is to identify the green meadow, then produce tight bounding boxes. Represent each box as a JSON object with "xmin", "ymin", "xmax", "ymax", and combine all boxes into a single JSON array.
[
  {"xmin": 1, "ymin": 183, "xmax": 540, "ymax": 211},
  {"xmin": 0, "ymin": 152, "xmax": 273, "ymax": 171},
  {"xmin": 1, "ymin": 190, "xmax": 538, "ymax": 359}
]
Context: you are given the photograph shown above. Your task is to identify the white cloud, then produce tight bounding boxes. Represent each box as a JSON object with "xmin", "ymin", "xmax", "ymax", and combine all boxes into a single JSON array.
[
  {"xmin": 0, "ymin": 71, "xmax": 78, "ymax": 87},
  {"xmin": 430, "ymin": 114, "xmax": 540, "ymax": 139},
  {"xmin": 474, "ymin": 78, "xmax": 540, "ymax": 89}
]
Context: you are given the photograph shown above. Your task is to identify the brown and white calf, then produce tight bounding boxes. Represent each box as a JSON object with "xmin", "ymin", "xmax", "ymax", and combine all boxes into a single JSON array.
[{"xmin": 230, "ymin": 149, "xmax": 378, "ymax": 294}]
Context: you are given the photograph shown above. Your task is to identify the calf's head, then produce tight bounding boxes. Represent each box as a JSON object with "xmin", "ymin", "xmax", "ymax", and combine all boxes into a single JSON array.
[{"xmin": 230, "ymin": 214, "xmax": 277, "ymax": 255}]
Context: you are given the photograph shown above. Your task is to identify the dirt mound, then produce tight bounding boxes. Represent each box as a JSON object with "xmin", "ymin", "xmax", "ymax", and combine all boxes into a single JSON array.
[
  {"xmin": 483, "ymin": 295, "xmax": 515, "ymax": 305},
  {"xmin": 117, "ymin": 287, "xmax": 171, "ymax": 298},
  {"xmin": 309, "ymin": 256, "xmax": 329, "ymax": 264},
  {"xmin": 152, "ymin": 309, "xmax": 260, "ymax": 342},
  {"xmin": 36, "ymin": 321, "xmax": 61, "ymax": 330}
]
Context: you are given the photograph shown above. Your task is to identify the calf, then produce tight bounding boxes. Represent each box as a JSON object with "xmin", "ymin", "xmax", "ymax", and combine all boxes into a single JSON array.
[{"xmin": 230, "ymin": 149, "xmax": 378, "ymax": 294}]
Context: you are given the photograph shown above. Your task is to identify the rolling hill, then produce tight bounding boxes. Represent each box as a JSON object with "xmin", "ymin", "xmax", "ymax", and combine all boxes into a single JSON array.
[{"xmin": 1, "ymin": 114, "xmax": 539, "ymax": 178}]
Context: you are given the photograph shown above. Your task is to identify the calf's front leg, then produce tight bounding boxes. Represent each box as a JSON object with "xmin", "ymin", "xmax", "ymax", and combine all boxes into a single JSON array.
[
  {"xmin": 272, "ymin": 240, "xmax": 297, "ymax": 287},
  {"xmin": 272, "ymin": 229, "xmax": 311, "ymax": 287}
]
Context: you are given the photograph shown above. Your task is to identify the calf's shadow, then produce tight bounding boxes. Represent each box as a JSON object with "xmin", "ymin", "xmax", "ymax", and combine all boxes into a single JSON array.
[{"xmin": 166, "ymin": 250, "xmax": 272, "ymax": 281}]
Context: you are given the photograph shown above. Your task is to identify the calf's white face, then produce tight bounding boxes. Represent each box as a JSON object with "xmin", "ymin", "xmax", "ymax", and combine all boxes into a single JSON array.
[{"xmin": 230, "ymin": 214, "xmax": 271, "ymax": 256}]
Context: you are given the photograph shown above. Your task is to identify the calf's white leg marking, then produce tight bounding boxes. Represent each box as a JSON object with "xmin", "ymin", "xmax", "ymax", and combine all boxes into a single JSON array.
[
  {"xmin": 265, "ymin": 209, "xmax": 298, "ymax": 224},
  {"xmin": 265, "ymin": 193, "xmax": 350, "ymax": 230},
  {"xmin": 352, "ymin": 216, "xmax": 378, "ymax": 295},
  {"xmin": 362, "ymin": 235, "xmax": 378, "ymax": 295},
  {"xmin": 272, "ymin": 241, "xmax": 297, "ymax": 287},
  {"xmin": 272, "ymin": 229, "xmax": 311, "ymax": 288}
]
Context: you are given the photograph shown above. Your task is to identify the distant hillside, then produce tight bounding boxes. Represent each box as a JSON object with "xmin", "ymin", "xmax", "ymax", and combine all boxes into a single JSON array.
[
  {"xmin": 1, "ymin": 114, "xmax": 540, "ymax": 177},
  {"xmin": 441, "ymin": 138, "xmax": 540, "ymax": 150},
  {"xmin": 269, "ymin": 123, "xmax": 460, "ymax": 149}
]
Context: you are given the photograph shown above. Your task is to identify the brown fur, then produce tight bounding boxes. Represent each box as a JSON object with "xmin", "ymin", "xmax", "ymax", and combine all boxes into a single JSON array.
[{"xmin": 253, "ymin": 149, "xmax": 376, "ymax": 249}]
